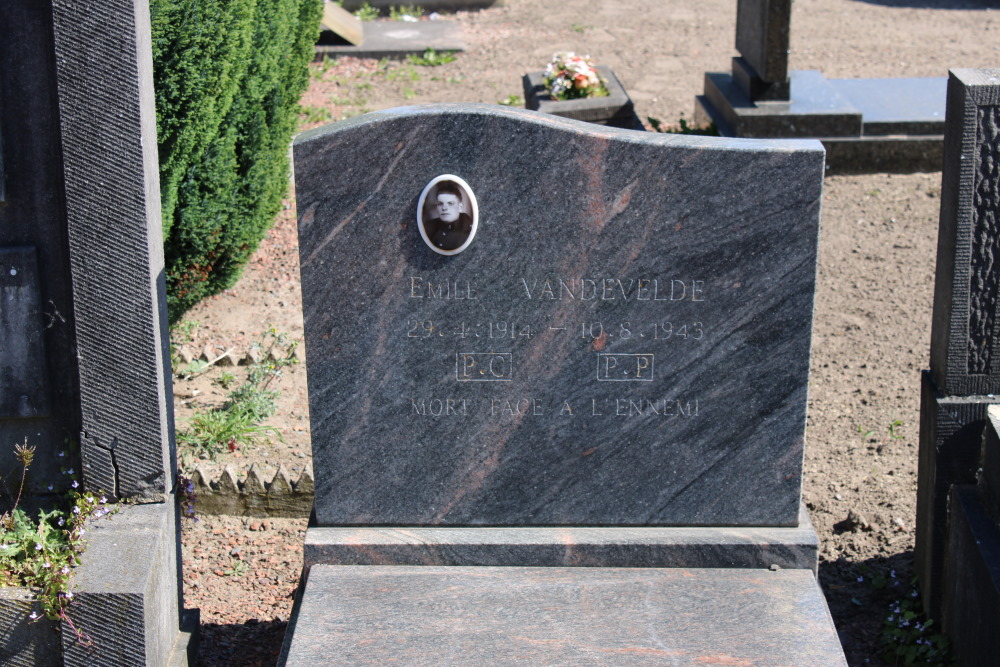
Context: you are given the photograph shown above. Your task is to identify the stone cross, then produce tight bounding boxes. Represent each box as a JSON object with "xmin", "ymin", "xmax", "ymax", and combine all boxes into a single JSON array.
[{"xmin": 734, "ymin": 0, "xmax": 791, "ymax": 101}]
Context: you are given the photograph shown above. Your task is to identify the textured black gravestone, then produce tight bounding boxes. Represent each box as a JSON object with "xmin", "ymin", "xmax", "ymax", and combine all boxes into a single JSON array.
[
  {"xmin": 696, "ymin": 0, "xmax": 946, "ymax": 174},
  {"xmin": 0, "ymin": 2, "xmax": 192, "ymax": 663},
  {"xmin": 296, "ymin": 105, "xmax": 821, "ymax": 529},
  {"xmin": 915, "ymin": 70, "xmax": 1000, "ymax": 654},
  {"xmin": 280, "ymin": 105, "xmax": 848, "ymax": 665}
]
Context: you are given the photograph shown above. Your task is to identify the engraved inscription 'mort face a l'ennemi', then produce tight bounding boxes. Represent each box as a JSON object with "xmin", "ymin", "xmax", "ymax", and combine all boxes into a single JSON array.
[{"xmin": 417, "ymin": 175, "xmax": 478, "ymax": 255}]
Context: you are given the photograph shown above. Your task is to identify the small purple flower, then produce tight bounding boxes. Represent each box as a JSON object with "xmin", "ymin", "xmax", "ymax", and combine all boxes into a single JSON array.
[
  {"xmin": 47, "ymin": 484, "xmax": 54, "ymax": 491},
  {"xmin": 856, "ymin": 576, "xmax": 863, "ymax": 582},
  {"xmin": 71, "ymin": 480, "xmax": 79, "ymax": 489},
  {"xmin": 63, "ymin": 591, "xmax": 73, "ymax": 600},
  {"xmin": 100, "ymin": 496, "xmax": 107, "ymax": 503},
  {"xmin": 29, "ymin": 612, "xmax": 39, "ymax": 620},
  {"xmin": 85, "ymin": 496, "xmax": 93, "ymax": 503},
  {"xmin": 43, "ymin": 562, "xmax": 51, "ymax": 569},
  {"xmin": 890, "ymin": 569, "xmax": 896, "ymax": 578},
  {"xmin": 58, "ymin": 451, "xmax": 65, "ymax": 458},
  {"xmin": 72, "ymin": 506, "xmax": 80, "ymax": 514},
  {"xmin": 61, "ymin": 566, "xmax": 70, "ymax": 574},
  {"xmin": 58, "ymin": 518, "xmax": 65, "ymax": 526},
  {"xmin": 34, "ymin": 543, "xmax": 42, "ymax": 551},
  {"xmin": 78, "ymin": 529, "xmax": 85, "ymax": 536},
  {"xmin": 65, "ymin": 468, "xmax": 74, "ymax": 475}
]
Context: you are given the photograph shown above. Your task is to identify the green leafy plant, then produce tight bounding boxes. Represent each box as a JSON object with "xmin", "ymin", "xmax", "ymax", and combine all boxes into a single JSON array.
[
  {"xmin": 407, "ymin": 48, "xmax": 457, "ymax": 67},
  {"xmin": 856, "ymin": 416, "xmax": 905, "ymax": 445},
  {"xmin": 216, "ymin": 371, "xmax": 237, "ymax": 390},
  {"xmin": 177, "ymin": 328, "xmax": 298, "ymax": 460},
  {"xmin": 386, "ymin": 65, "xmax": 420, "ymax": 83},
  {"xmin": 498, "ymin": 94, "xmax": 523, "ymax": 107},
  {"xmin": 877, "ymin": 577, "xmax": 954, "ymax": 666},
  {"xmin": 223, "ymin": 557, "xmax": 249, "ymax": 577},
  {"xmin": 354, "ymin": 2, "xmax": 379, "ymax": 20},
  {"xmin": 300, "ymin": 104, "xmax": 332, "ymax": 126},
  {"xmin": 570, "ymin": 23, "xmax": 591, "ymax": 33},
  {"xmin": 390, "ymin": 4, "xmax": 423, "ymax": 20},
  {"xmin": 647, "ymin": 115, "xmax": 719, "ymax": 136},
  {"xmin": 150, "ymin": 0, "xmax": 323, "ymax": 323},
  {"xmin": 0, "ymin": 440, "xmax": 116, "ymax": 644}
]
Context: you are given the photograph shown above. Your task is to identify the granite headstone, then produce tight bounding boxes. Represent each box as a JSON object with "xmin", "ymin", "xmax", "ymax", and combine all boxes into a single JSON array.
[
  {"xmin": 916, "ymin": 68, "xmax": 1000, "ymax": 642},
  {"xmin": 294, "ymin": 104, "xmax": 824, "ymax": 529},
  {"xmin": 0, "ymin": 1, "xmax": 189, "ymax": 663}
]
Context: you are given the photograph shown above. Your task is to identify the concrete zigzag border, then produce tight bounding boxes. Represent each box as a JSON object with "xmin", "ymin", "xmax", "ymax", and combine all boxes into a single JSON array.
[{"xmin": 189, "ymin": 463, "xmax": 314, "ymax": 517}]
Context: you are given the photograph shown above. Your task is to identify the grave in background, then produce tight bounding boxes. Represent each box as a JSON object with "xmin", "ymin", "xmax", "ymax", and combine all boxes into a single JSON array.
[
  {"xmin": 916, "ymin": 68, "xmax": 1000, "ymax": 665},
  {"xmin": 695, "ymin": 0, "xmax": 946, "ymax": 174},
  {"xmin": 315, "ymin": 20, "xmax": 465, "ymax": 60},
  {"xmin": 279, "ymin": 103, "xmax": 846, "ymax": 664},
  {"xmin": 0, "ymin": 1, "xmax": 192, "ymax": 664}
]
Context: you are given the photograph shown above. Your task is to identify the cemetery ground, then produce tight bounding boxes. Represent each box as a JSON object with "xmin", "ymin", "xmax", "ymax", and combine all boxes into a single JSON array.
[{"xmin": 169, "ymin": 1, "xmax": 998, "ymax": 665}]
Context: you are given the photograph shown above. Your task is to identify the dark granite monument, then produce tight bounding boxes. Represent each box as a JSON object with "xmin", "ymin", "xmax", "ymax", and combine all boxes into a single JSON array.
[
  {"xmin": 0, "ymin": 1, "xmax": 192, "ymax": 664},
  {"xmin": 915, "ymin": 68, "xmax": 1000, "ymax": 664},
  {"xmin": 280, "ymin": 104, "xmax": 845, "ymax": 665},
  {"xmin": 696, "ymin": 0, "xmax": 946, "ymax": 174}
]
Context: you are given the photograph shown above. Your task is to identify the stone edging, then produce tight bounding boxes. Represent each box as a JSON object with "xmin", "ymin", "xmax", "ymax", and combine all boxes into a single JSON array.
[{"xmin": 188, "ymin": 463, "xmax": 313, "ymax": 517}]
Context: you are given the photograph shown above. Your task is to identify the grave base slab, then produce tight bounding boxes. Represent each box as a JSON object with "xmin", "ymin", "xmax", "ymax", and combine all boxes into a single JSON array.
[
  {"xmin": 695, "ymin": 70, "xmax": 946, "ymax": 174},
  {"xmin": 280, "ymin": 565, "xmax": 847, "ymax": 666},
  {"xmin": 942, "ymin": 485, "xmax": 1000, "ymax": 667},
  {"xmin": 315, "ymin": 21, "xmax": 464, "ymax": 60},
  {"xmin": 305, "ymin": 505, "xmax": 819, "ymax": 573}
]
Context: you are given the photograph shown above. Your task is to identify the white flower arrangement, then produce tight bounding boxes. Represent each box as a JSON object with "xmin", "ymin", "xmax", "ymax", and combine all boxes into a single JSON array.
[{"xmin": 543, "ymin": 52, "xmax": 609, "ymax": 101}]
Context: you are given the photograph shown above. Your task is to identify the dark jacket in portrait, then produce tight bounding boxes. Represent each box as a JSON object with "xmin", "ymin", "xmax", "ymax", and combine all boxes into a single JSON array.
[{"xmin": 428, "ymin": 213, "xmax": 473, "ymax": 251}]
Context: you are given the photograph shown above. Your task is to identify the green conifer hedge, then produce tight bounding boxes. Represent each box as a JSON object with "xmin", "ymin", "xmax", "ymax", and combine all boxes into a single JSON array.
[{"xmin": 150, "ymin": 0, "xmax": 322, "ymax": 322}]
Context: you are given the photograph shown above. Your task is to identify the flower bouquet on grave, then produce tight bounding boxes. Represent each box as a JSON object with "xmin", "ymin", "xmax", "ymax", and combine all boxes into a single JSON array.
[{"xmin": 543, "ymin": 52, "xmax": 609, "ymax": 101}]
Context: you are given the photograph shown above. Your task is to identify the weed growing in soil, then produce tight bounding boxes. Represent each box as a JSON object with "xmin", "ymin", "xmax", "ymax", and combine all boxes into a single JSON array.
[
  {"xmin": 857, "ymin": 416, "xmax": 905, "ymax": 449},
  {"xmin": 353, "ymin": 2, "xmax": 379, "ymax": 21},
  {"xmin": 390, "ymin": 4, "xmax": 424, "ymax": 20},
  {"xmin": 407, "ymin": 48, "xmax": 457, "ymax": 67},
  {"xmin": 177, "ymin": 328, "xmax": 298, "ymax": 461},
  {"xmin": 223, "ymin": 557, "xmax": 248, "ymax": 577},
  {"xmin": 870, "ymin": 573, "xmax": 954, "ymax": 666},
  {"xmin": 0, "ymin": 440, "xmax": 116, "ymax": 644},
  {"xmin": 498, "ymin": 94, "xmax": 523, "ymax": 106},
  {"xmin": 300, "ymin": 104, "xmax": 332, "ymax": 126}
]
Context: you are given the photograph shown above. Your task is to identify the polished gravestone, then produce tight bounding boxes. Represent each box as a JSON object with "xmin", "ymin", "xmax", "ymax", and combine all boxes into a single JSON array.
[
  {"xmin": 696, "ymin": 0, "xmax": 945, "ymax": 174},
  {"xmin": 296, "ymin": 104, "xmax": 822, "ymax": 529},
  {"xmin": 281, "ymin": 104, "xmax": 844, "ymax": 666}
]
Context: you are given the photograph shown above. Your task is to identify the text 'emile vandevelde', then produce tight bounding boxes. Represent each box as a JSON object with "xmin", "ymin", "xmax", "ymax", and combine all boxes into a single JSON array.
[{"xmin": 408, "ymin": 277, "xmax": 706, "ymax": 302}]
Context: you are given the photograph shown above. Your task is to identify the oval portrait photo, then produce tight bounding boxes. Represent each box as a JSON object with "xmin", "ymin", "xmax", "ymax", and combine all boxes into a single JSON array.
[{"xmin": 417, "ymin": 175, "xmax": 478, "ymax": 255}]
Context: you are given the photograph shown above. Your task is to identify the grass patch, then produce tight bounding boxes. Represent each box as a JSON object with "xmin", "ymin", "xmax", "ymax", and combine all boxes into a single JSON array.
[{"xmin": 407, "ymin": 48, "xmax": 457, "ymax": 67}]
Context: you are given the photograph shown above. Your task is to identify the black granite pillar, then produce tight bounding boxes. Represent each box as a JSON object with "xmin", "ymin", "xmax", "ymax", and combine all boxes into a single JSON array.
[
  {"xmin": 733, "ymin": 0, "xmax": 791, "ymax": 102},
  {"xmin": 917, "ymin": 68, "xmax": 1000, "ymax": 621}
]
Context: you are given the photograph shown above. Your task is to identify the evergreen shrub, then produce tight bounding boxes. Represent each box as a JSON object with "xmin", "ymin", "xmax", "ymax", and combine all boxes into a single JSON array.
[{"xmin": 150, "ymin": 0, "xmax": 322, "ymax": 322}]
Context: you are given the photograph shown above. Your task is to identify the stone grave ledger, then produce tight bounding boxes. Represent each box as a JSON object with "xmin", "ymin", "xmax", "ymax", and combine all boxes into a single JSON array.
[{"xmin": 295, "ymin": 104, "xmax": 825, "ymax": 528}]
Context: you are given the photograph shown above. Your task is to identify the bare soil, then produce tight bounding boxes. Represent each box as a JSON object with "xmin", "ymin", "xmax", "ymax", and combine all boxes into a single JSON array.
[{"xmin": 174, "ymin": 1, "xmax": 1000, "ymax": 665}]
